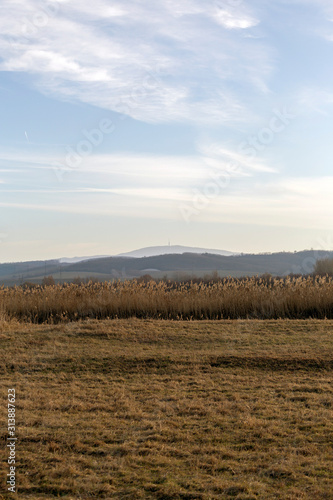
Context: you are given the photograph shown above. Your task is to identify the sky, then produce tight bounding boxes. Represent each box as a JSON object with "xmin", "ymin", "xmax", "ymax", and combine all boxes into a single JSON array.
[{"xmin": 1, "ymin": 0, "xmax": 333, "ymax": 262}]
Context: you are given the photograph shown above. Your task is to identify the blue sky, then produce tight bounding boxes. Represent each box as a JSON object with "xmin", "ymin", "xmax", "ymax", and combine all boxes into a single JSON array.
[{"xmin": 1, "ymin": 0, "xmax": 333, "ymax": 261}]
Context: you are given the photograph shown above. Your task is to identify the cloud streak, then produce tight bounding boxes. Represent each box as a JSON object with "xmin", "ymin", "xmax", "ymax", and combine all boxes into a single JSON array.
[
  {"xmin": 0, "ymin": 0, "xmax": 271, "ymax": 124},
  {"xmin": 0, "ymin": 175, "xmax": 332, "ymax": 232},
  {"xmin": 0, "ymin": 151, "xmax": 332, "ymax": 232}
]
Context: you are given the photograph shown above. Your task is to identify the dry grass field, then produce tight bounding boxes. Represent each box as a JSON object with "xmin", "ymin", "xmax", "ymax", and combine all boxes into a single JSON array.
[{"xmin": 1, "ymin": 318, "xmax": 333, "ymax": 499}]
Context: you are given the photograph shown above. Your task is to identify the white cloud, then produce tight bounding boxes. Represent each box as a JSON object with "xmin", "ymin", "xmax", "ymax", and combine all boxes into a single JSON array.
[
  {"xmin": 199, "ymin": 143, "xmax": 277, "ymax": 173},
  {"xmin": 213, "ymin": 8, "xmax": 258, "ymax": 30},
  {"xmin": 297, "ymin": 87, "xmax": 333, "ymax": 115},
  {"xmin": 0, "ymin": 0, "xmax": 271, "ymax": 124},
  {"xmin": 2, "ymin": 151, "xmax": 333, "ymax": 232},
  {"xmin": 1, "ymin": 173, "xmax": 333, "ymax": 232},
  {"xmin": 182, "ymin": 175, "xmax": 333, "ymax": 230},
  {"xmin": 0, "ymin": 150, "xmax": 273, "ymax": 193}
]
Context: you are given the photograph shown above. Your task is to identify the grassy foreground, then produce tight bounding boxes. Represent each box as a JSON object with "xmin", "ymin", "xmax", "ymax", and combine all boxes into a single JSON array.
[{"xmin": 1, "ymin": 319, "xmax": 333, "ymax": 499}]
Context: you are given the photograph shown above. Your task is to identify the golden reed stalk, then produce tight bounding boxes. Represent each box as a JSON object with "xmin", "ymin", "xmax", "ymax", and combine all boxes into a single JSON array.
[{"xmin": 1, "ymin": 276, "xmax": 333, "ymax": 323}]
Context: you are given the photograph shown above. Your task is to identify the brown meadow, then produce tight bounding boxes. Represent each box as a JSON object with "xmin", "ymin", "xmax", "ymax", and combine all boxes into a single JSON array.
[{"xmin": 0, "ymin": 319, "xmax": 333, "ymax": 499}]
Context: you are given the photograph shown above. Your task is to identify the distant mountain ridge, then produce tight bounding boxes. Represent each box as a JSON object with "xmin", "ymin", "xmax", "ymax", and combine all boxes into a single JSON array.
[
  {"xmin": 56, "ymin": 245, "xmax": 237, "ymax": 264},
  {"xmin": 0, "ymin": 249, "xmax": 332, "ymax": 285},
  {"xmin": 117, "ymin": 245, "xmax": 237, "ymax": 258},
  {"xmin": 59, "ymin": 255, "xmax": 110, "ymax": 264}
]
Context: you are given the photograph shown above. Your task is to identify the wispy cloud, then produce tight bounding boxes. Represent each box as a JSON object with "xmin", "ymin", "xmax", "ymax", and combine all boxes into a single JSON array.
[
  {"xmin": 199, "ymin": 143, "xmax": 278, "ymax": 173},
  {"xmin": 297, "ymin": 87, "xmax": 333, "ymax": 115},
  {"xmin": 0, "ymin": 0, "xmax": 271, "ymax": 124},
  {"xmin": 1, "ymin": 151, "xmax": 332, "ymax": 232},
  {"xmin": 0, "ymin": 150, "xmax": 274, "ymax": 194},
  {"xmin": 0, "ymin": 174, "xmax": 332, "ymax": 232},
  {"xmin": 212, "ymin": 6, "xmax": 259, "ymax": 30}
]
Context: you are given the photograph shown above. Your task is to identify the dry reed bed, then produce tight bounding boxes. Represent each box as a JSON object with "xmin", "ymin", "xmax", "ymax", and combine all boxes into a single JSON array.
[{"xmin": 2, "ymin": 276, "xmax": 333, "ymax": 323}]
